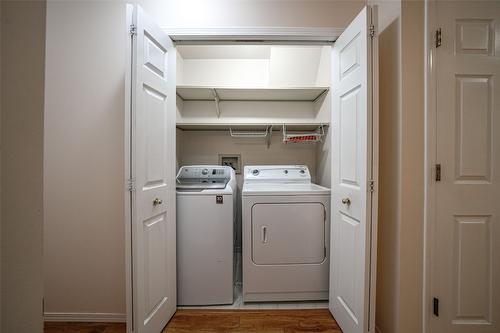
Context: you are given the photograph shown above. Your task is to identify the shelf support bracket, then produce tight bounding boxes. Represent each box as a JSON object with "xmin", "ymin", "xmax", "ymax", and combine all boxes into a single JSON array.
[
  {"xmin": 312, "ymin": 88, "xmax": 329, "ymax": 103},
  {"xmin": 211, "ymin": 88, "xmax": 221, "ymax": 118},
  {"xmin": 266, "ymin": 125, "xmax": 273, "ymax": 149}
]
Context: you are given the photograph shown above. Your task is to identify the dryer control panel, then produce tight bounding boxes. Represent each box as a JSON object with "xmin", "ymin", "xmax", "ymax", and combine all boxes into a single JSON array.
[{"xmin": 244, "ymin": 165, "xmax": 311, "ymax": 183}]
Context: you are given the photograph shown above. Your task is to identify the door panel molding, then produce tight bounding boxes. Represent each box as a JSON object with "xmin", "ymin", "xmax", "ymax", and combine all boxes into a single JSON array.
[
  {"xmin": 125, "ymin": 4, "xmax": 177, "ymax": 333},
  {"xmin": 425, "ymin": 2, "xmax": 500, "ymax": 333},
  {"xmin": 329, "ymin": 6, "xmax": 378, "ymax": 333}
]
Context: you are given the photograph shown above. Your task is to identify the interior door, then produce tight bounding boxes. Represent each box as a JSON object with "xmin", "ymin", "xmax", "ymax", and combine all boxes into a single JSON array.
[
  {"xmin": 329, "ymin": 6, "xmax": 378, "ymax": 333},
  {"xmin": 432, "ymin": 1, "xmax": 500, "ymax": 333},
  {"xmin": 126, "ymin": 5, "xmax": 177, "ymax": 333}
]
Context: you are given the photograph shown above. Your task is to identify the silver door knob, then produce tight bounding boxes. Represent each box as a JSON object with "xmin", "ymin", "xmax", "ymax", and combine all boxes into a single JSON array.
[
  {"xmin": 153, "ymin": 198, "xmax": 163, "ymax": 206},
  {"xmin": 341, "ymin": 198, "xmax": 351, "ymax": 205}
]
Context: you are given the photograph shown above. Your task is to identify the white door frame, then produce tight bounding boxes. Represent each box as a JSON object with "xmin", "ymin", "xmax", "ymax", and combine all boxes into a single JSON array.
[
  {"xmin": 164, "ymin": 27, "xmax": 343, "ymax": 43},
  {"xmin": 423, "ymin": 0, "xmax": 438, "ymax": 332},
  {"xmin": 125, "ymin": 5, "xmax": 134, "ymax": 332},
  {"xmin": 124, "ymin": 19, "xmax": 381, "ymax": 333}
]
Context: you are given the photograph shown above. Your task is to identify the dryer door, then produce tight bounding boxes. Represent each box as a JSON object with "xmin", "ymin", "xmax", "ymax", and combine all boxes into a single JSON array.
[{"xmin": 252, "ymin": 202, "xmax": 326, "ymax": 265}]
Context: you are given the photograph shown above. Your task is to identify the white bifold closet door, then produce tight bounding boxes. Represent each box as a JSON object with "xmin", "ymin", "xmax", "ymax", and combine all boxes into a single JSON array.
[
  {"xmin": 126, "ymin": 5, "xmax": 177, "ymax": 333},
  {"xmin": 329, "ymin": 6, "xmax": 378, "ymax": 333},
  {"xmin": 432, "ymin": 2, "xmax": 500, "ymax": 333}
]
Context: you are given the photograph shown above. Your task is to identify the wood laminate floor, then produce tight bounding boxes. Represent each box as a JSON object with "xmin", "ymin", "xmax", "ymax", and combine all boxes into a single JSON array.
[{"xmin": 45, "ymin": 309, "xmax": 342, "ymax": 333}]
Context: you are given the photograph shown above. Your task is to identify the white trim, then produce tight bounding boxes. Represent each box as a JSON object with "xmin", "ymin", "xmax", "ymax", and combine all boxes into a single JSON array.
[
  {"xmin": 369, "ymin": 6, "xmax": 380, "ymax": 333},
  {"xmin": 423, "ymin": 0, "xmax": 437, "ymax": 333},
  {"xmin": 163, "ymin": 26, "xmax": 343, "ymax": 43},
  {"xmin": 125, "ymin": 4, "xmax": 135, "ymax": 333},
  {"xmin": 44, "ymin": 312, "xmax": 126, "ymax": 323}
]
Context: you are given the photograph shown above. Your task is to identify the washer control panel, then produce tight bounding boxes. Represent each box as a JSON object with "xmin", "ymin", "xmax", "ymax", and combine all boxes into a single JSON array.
[
  {"xmin": 176, "ymin": 166, "xmax": 234, "ymax": 190},
  {"xmin": 179, "ymin": 166, "xmax": 229, "ymax": 179}
]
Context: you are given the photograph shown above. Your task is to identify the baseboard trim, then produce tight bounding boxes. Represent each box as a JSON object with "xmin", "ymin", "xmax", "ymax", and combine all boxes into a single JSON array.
[{"xmin": 44, "ymin": 312, "xmax": 126, "ymax": 323}]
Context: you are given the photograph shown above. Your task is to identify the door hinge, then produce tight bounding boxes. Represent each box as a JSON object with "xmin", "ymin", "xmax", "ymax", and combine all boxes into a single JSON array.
[
  {"xmin": 129, "ymin": 24, "xmax": 137, "ymax": 37},
  {"xmin": 435, "ymin": 164, "xmax": 441, "ymax": 182},
  {"xmin": 369, "ymin": 24, "xmax": 375, "ymax": 38},
  {"xmin": 369, "ymin": 180, "xmax": 375, "ymax": 193},
  {"xmin": 324, "ymin": 246, "xmax": 327, "ymax": 258},
  {"xmin": 433, "ymin": 297, "xmax": 439, "ymax": 317},
  {"xmin": 435, "ymin": 28, "xmax": 442, "ymax": 48},
  {"xmin": 127, "ymin": 178, "xmax": 136, "ymax": 192}
]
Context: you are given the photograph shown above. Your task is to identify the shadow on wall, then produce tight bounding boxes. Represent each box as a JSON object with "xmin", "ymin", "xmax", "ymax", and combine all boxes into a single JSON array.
[{"xmin": 376, "ymin": 15, "xmax": 400, "ymax": 333}]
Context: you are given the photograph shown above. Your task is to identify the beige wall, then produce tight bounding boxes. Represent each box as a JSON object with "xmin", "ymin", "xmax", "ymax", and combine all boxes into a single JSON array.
[
  {"xmin": 374, "ymin": 1, "xmax": 402, "ymax": 332},
  {"xmin": 44, "ymin": 0, "xmax": 363, "ymax": 318},
  {"xmin": 1, "ymin": 1, "xmax": 46, "ymax": 332},
  {"xmin": 0, "ymin": 2, "xmax": 3, "ymax": 328},
  {"xmin": 139, "ymin": 0, "xmax": 365, "ymax": 29},
  {"xmin": 44, "ymin": 1, "xmax": 127, "ymax": 316},
  {"xmin": 372, "ymin": 1, "xmax": 425, "ymax": 333},
  {"xmin": 399, "ymin": 1, "xmax": 424, "ymax": 332}
]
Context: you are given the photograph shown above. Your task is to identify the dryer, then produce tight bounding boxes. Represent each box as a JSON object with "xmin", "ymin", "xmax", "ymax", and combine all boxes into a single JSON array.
[
  {"xmin": 242, "ymin": 165, "xmax": 330, "ymax": 302},
  {"xmin": 176, "ymin": 165, "xmax": 236, "ymax": 305}
]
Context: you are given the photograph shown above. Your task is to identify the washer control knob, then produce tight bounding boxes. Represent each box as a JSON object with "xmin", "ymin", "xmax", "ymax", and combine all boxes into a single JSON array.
[
  {"xmin": 284, "ymin": 170, "xmax": 288, "ymax": 174},
  {"xmin": 300, "ymin": 169, "xmax": 305, "ymax": 174},
  {"xmin": 202, "ymin": 168, "xmax": 209, "ymax": 175},
  {"xmin": 252, "ymin": 169, "xmax": 260, "ymax": 176}
]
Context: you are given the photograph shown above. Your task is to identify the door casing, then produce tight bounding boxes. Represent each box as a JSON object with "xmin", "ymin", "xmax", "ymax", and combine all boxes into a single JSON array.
[{"xmin": 124, "ymin": 14, "xmax": 380, "ymax": 333}]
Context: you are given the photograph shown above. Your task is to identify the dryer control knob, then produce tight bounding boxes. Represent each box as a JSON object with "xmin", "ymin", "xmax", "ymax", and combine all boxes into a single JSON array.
[{"xmin": 252, "ymin": 169, "xmax": 260, "ymax": 176}]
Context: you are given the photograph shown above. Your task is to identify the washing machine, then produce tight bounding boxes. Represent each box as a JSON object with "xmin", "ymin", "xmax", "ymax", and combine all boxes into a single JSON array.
[
  {"xmin": 242, "ymin": 165, "xmax": 330, "ymax": 302},
  {"xmin": 176, "ymin": 165, "xmax": 236, "ymax": 305}
]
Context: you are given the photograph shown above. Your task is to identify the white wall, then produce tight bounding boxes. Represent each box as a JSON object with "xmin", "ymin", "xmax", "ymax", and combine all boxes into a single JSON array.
[
  {"xmin": 182, "ymin": 59, "xmax": 270, "ymax": 86},
  {"xmin": 1, "ymin": 1, "xmax": 46, "ymax": 332},
  {"xmin": 44, "ymin": 0, "xmax": 363, "ymax": 319},
  {"xmin": 178, "ymin": 45, "xmax": 331, "ymax": 87}
]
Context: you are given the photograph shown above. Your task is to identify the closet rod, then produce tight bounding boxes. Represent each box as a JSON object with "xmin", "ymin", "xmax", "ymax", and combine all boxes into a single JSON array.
[
  {"xmin": 177, "ymin": 98, "xmax": 324, "ymax": 103},
  {"xmin": 229, "ymin": 127, "xmax": 269, "ymax": 138},
  {"xmin": 176, "ymin": 124, "xmax": 328, "ymax": 131}
]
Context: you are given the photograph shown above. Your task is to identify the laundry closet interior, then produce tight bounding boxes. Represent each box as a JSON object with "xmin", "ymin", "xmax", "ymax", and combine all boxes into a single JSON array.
[
  {"xmin": 175, "ymin": 45, "xmax": 333, "ymax": 227},
  {"xmin": 175, "ymin": 43, "xmax": 332, "ymax": 303}
]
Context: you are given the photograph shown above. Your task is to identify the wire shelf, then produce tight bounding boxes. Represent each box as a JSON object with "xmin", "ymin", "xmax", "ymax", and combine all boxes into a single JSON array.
[{"xmin": 282, "ymin": 124, "xmax": 325, "ymax": 143}]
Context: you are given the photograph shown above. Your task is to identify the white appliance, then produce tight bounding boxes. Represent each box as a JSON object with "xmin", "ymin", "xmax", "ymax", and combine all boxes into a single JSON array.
[
  {"xmin": 176, "ymin": 165, "xmax": 236, "ymax": 305},
  {"xmin": 242, "ymin": 165, "xmax": 331, "ymax": 302}
]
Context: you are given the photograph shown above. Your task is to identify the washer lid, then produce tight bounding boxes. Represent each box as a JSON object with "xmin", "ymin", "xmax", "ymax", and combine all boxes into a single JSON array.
[
  {"xmin": 176, "ymin": 179, "xmax": 229, "ymax": 190},
  {"xmin": 242, "ymin": 182, "xmax": 330, "ymax": 196}
]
